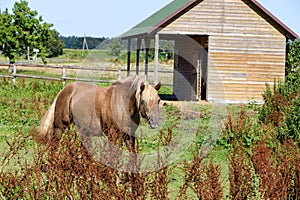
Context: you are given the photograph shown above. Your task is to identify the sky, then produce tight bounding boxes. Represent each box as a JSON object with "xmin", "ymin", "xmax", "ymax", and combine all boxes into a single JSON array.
[{"xmin": 0, "ymin": 0, "xmax": 299, "ymax": 38}]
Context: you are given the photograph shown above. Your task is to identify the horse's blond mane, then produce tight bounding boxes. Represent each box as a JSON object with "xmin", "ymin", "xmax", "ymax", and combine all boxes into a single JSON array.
[
  {"xmin": 130, "ymin": 76, "xmax": 148, "ymax": 108},
  {"xmin": 114, "ymin": 76, "xmax": 148, "ymax": 108}
]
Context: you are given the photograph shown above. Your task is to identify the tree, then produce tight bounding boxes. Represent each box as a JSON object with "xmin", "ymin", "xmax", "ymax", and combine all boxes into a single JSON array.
[
  {"xmin": 12, "ymin": 0, "xmax": 53, "ymax": 63},
  {"xmin": 0, "ymin": 9, "xmax": 20, "ymax": 64},
  {"xmin": 0, "ymin": 0, "xmax": 62, "ymax": 64},
  {"xmin": 109, "ymin": 37, "xmax": 123, "ymax": 57},
  {"xmin": 45, "ymin": 30, "xmax": 64, "ymax": 57},
  {"xmin": 286, "ymin": 38, "xmax": 300, "ymax": 75}
]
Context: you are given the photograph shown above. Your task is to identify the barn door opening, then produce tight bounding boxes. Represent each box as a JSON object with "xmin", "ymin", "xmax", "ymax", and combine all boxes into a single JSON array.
[{"xmin": 173, "ymin": 35, "xmax": 208, "ymax": 100}]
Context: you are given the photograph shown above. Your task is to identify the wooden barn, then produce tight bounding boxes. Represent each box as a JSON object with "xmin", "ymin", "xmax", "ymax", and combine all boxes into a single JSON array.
[{"xmin": 121, "ymin": 0, "xmax": 298, "ymax": 103}]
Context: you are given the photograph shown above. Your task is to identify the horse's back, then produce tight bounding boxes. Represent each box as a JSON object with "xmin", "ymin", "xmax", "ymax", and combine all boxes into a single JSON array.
[{"xmin": 69, "ymin": 82, "xmax": 108, "ymax": 136}]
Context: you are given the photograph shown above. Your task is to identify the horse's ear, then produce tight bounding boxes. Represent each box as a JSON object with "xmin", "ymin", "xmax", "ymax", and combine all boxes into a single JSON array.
[
  {"xmin": 154, "ymin": 82, "xmax": 161, "ymax": 91},
  {"xmin": 140, "ymin": 83, "xmax": 145, "ymax": 92}
]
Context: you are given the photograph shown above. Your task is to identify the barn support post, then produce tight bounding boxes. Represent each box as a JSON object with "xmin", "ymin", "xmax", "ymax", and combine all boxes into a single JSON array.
[
  {"xmin": 196, "ymin": 49, "xmax": 201, "ymax": 100},
  {"xmin": 136, "ymin": 37, "xmax": 142, "ymax": 75},
  {"xmin": 144, "ymin": 37, "xmax": 150, "ymax": 80},
  {"xmin": 127, "ymin": 38, "xmax": 132, "ymax": 77},
  {"xmin": 154, "ymin": 34, "xmax": 159, "ymax": 84}
]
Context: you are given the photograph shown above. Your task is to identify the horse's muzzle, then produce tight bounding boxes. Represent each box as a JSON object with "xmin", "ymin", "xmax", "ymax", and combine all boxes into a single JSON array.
[{"xmin": 149, "ymin": 117, "xmax": 159, "ymax": 129}]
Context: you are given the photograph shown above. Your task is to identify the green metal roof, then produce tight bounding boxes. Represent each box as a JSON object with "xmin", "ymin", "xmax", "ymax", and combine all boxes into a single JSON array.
[{"xmin": 121, "ymin": 0, "xmax": 193, "ymax": 38}]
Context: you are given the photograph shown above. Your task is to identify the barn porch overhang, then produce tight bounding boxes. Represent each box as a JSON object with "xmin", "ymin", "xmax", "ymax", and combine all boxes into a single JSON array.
[{"xmin": 121, "ymin": 33, "xmax": 175, "ymax": 84}]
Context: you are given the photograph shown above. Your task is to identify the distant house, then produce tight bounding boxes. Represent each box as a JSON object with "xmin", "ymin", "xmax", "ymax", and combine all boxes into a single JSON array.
[{"xmin": 121, "ymin": 0, "xmax": 298, "ymax": 103}]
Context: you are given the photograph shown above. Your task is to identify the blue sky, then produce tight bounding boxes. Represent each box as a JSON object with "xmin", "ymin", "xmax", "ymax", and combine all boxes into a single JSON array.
[{"xmin": 1, "ymin": 0, "xmax": 299, "ymax": 38}]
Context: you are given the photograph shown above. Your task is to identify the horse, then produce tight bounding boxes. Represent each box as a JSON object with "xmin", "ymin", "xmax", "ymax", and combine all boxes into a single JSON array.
[{"xmin": 36, "ymin": 76, "xmax": 161, "ymax": 152}]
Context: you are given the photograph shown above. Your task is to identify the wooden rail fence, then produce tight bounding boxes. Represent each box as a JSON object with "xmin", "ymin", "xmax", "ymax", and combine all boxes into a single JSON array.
[{"xmin": 0, "ymin": 63, "xmax": 173, "ymax": 86}]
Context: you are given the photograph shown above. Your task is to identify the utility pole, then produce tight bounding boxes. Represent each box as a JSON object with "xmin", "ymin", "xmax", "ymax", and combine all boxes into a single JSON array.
[{"xmin": 82, "ymin": 35, "xmax": 89, "ymax": 56}]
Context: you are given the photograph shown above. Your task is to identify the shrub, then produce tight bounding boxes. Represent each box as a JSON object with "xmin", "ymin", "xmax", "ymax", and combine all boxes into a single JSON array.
[
  {"xmin": 259, "ymin": 70, "xmax": 300, "ymax": 143},
  {"xmin": 228, "ymin": 143, "xmax": 252, "ymax": 199},
  {"xmin": 178, "ymin": 141, "xmax": 223, "ymax": 200},
  {"xmin": 251, "ymin": 138, "xmax": 299, "ymax": 199},
  {"xmin": 219, "ymin": 108, "xmax": 259, "ymax": 149}
]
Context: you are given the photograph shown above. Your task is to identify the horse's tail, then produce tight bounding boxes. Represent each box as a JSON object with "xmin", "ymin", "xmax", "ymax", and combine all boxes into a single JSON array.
[{"xmin": 33, "ymin": 97, "xmax": 57, "ymax": 144}]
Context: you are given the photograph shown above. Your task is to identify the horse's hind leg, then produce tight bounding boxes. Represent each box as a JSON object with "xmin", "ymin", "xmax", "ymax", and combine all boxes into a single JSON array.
[
  {"xmin": 52, "ymin": 84, "xmax": 74, "ymax": 141},
  {"xmin": 53, "ymin": 127, "xmax": 64, "ymax": 141}
]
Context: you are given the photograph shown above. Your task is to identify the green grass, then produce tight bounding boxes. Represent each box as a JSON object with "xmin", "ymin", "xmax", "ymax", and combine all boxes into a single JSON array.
[
  {"xmin": 0, "ymin": 49, "xmax": 119, "ymax": 65},
  {"xmin": 58, "ymin": 49, "xmax": 118, "ymax": 62},
  {"xmin": 0, "ymin": 80, "xmax": 62, "ymax": 167}
]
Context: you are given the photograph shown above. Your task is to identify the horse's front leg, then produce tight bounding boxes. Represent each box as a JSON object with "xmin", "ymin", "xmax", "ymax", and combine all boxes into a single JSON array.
[
  {"xmin": 125, "ymin": 114, "xmax": 139, "ymax": 153},
  {"xmin": 124, "ymin": 131, "xmax": 141, "ymax": 175},
  {"xmin": 125, "ymin": 133, "xmax": 136, "ymax": 153}
]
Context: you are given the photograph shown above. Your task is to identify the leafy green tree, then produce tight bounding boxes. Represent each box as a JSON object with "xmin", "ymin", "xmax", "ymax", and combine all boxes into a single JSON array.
[
  {"xmin": 0, "ymin": 9, "xmax": 20, "ymax": 63},
  {"xmin": 12, "ymin": 0, "xmax": 53, "ymax": 63},
  {"xmin": 45, "ymin": 30, "xmax": 64, "ymax": 57},
  {"xmin": 0, "ymin": 0, "xmax": 62, "ymax": 64},
  {"xmin": 286, "ymin": 38, "xmax": 300, "ymax": 75}
]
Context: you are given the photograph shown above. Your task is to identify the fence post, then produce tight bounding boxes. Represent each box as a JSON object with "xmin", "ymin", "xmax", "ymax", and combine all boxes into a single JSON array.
[
  {"xmin": 118, "ymin": 68, "xmax": 121, "ymax": 81},
  {"xmin": 62, "ymin": 66, "xmax": 66, "ymax": 86},
  {"xmin": 12, "ymin": 64, "xmax": 17, "ymax": 85}
]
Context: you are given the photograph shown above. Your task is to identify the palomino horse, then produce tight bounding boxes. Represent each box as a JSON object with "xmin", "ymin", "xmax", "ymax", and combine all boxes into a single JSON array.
[{"xmin": 37, "ymin": 76, "xmax": 161, "ymax": 152}]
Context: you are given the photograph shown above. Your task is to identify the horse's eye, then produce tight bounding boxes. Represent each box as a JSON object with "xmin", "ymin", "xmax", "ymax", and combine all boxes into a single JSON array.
[{"xmin": 141, "ymin": 100, "xmax": 145, "ymax": 105}]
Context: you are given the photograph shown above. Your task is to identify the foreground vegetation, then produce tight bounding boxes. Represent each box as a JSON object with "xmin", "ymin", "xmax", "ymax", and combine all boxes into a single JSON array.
[{"xmin": 0, "ymin": 64, "xmax": 299, "ymax": 199}]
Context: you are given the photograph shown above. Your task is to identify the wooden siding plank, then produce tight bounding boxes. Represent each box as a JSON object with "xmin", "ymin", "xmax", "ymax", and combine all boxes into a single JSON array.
[{"xmin": 158, "ymin": 0, "xmax": 286, "ymax": 102}]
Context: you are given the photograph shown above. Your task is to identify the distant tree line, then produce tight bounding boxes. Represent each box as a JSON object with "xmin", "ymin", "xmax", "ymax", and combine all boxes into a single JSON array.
[
  {"xmin": 59, "ymin": 36, "xmax": 108, "ymax": 49},
  {"xmin": 0, "ymin": 0, "xmax": 64, "ymax": 64}
]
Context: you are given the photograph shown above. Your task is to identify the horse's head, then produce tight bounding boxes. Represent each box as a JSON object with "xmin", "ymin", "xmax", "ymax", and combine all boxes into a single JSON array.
[{"xmin": 139, "ymin": 82, "xmax": 161, "ymax": 129}]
